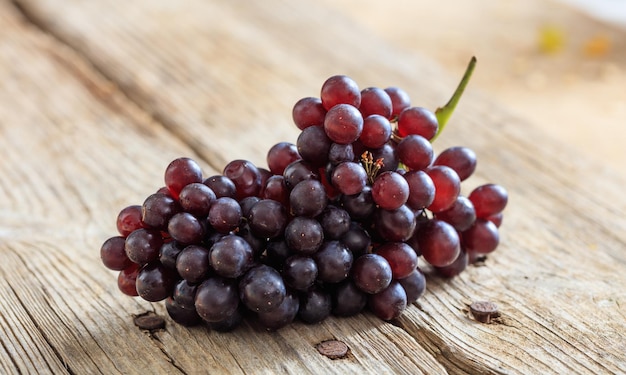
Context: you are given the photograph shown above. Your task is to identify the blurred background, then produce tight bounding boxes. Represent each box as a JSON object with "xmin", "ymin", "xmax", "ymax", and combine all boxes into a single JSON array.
[{"xmin": 323, "ymin": 0, "xmax": 626, "ymax": 171}]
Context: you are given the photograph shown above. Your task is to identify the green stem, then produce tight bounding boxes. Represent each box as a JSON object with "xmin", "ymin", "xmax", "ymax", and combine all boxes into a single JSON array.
[{"xmin": 432, "ymin": 56, "xmax": 477, "ymax": 141}]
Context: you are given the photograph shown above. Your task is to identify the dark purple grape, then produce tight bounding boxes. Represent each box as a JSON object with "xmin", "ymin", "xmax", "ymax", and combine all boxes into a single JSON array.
[
  {"xmin": 340, "ymin": 222, "xmax": 371, "ymax": 257},
  {"xmin": 168, "ymin": 212, "xmax": 205, "ymax": 245},
  {"xmin": 282, "ymin": 255, "xmax": 318, "ymax": 291},
  {"xmin": 176, "ymin": 245, "xmax": 211, "ymax": 284},
  {"xmin": 332, "ymin": 281, "xmax": 368, "ymax": 316},
  {"xmin": 359, "ymin": 115, "xmax": 392, "ymax": 149},
  {"xmin": 384, "ymin": 87, "xmax": 411, "ymax": 118},
  {"xmin": 178, "ymin": 183, "xmax": 216, "ymax": 218},
  {"xmin": 265, "ymin": 240, "xmax": 293, "ymax": 269},
  {"xmin": 136, "ymin": 262, "xmax": 177, "ymax": 302},
  {"xmin": 209, "ymin": 234, "xmax": 255, "ymax": 278},
  {"xmin": 328, "ymin": 143, "xmax": 355, "ymax": 166},
  {"xmin": 435, "ymin": 196, "xmax": 476, "ymax": 232},
  {"xmin": 434, "ymin": 249, "xmax": 469, "ymax": 278},
  {"xmin": 164, "ymin": 157, "xmax": 203, "ymax": 200},
  {"xmin": 292, "ymin": 97, "xmax": 326, "ymax": 130},
  {"xmin": 404, "ymin": 170, "xmax": 435, "ymax": 210},
  {"xmin": 340, "ymin": 186, "xmax": 375, "ymax": 220},
  {"xmin": 398, "ymin": 268, "xmax": 426, "ymax": 303},
  {"xmin": 159, "ymin": 240, "xmax": 184, "ymax": 269},
  {"xmin": 283, "ymin": 160, "xmax": 319, "ymax": 189},
  {"xmin": 433, "ymin": 146, "xmax": 477, "ymax": 181},
  {"xmin": 298, "ymin": 288, "xmax": 332, "ymax": 324},
  {"xmin": 368, "ymin": 281, "xmax": 407, "ymax": 321},
  {"xmin": 297, "ymin": 125, "xmax": 331, "ymax": 167},
  {"xmin": 195, "ymin": 277, "xmax": 239, "ymax": 322},
  {"xmin": 468, "ymin": 184, "xmax": 509, "ymax": 219},
  {"xmin": 203, "ymin": 175, "xmax": 237, "ymax": 199},
  {"xmin": 125, "ymin": 228, "xmax": 164, "ymax": 265},
  {"xmin": 320, "ymin": 75, "xmax": 361, "ymax": 110},
  {"xmin": 247, "ymin": 199, "xmax": 288, "ymax": 239},
  {"xmin": 257, "ymin": 290, "xmax": 300, "ymax": 331},
  {"xmin": 426, "ymin": 165, "xmax": 461, "ymax": 213},
  {"xmin": 324, "ymin": 104, "xmax": 363, "ymax": 145},
  {"xmin": 331, "ymin": 161, "xmax": 367, "ymax": 196},
  {"xmin": 208, "ymin": 307, "xmax": 243, "ymax": 332},
  {"xmin": 116, "ymin": 205, "xmax": 144, "ymax": 237},
  {"xmin": 165, "ymin": 297, "xmax": 202, "ymax": 327},
  {"xmin": 416, "ymin": 219, "xmax": 461, "ymax": 267},
  {"xmin": 352, "ymin": 254, "xmax": 392, "ymax": 294},
  {"xmin": 371, "ymin": 142, "xmax": 398, "ymax": 172},
  {"xmin": 462, "ymin": 219, "xmax": 500, "ymax": 254},
  {"xmin": 239, "ymin": 265, "xmax": 286, "ymax": 313},
  {"xmin": 236, "ymin": 222, "xmax": 266, "ymax": 256},
  {"xmin": 172, "ymin": 279, "xmax": 198, "ymax": 310},
  {"xmin": 289, "ymin": 179, "xmax": 327, "ymax": 217},
  {"xmin": 359, "ymin": 87, "xmax": 392, "ymax": 118},
  {"xmin": 375, "ymin": 242, "xmax": 418, "ymax": 279},
  {"xmin": 208, "ymin": 197, "xmax": 242, "ymax": 234},
  {"xmin": 397, "ymin": 107, "xmax": 438, "ymax": 140},
  {"xmin": 313, "ymin": 241, "xmax": 353, "ymax": 283},
  {"xmin": 141, "ymin": 193, "xmax": 180, "ymax": 230},
  {"xmin": 223, "ymin": 159, "xmax": 262, "ymax": 200},
  {"xmin": 319, "ymin": 205, "xmax": 351, "ymax": 240},
  {"xmin": 371, "ymin": 171, "xmax": 409, "ymax": 210},
  {"xmin": 239, "ymin": 196, "xmax": 261, "ymax": 218},
  {"xmin": 374, "ymin": 205, "xmax": 416, "ymax": 242},
  {"xmin": 396, "ymin": 134, "xmax": 433, "ymax": 171},
  {"xmin": 261, "ymin": 175, "xmax": 289, "ymax": 207},
  {"xmin": 267, "ymin": 141, "xmax": 302, "ymax": 175},
  {"xmin": 117, "ymin": 263, "xmax": 140, "ymax": 297},
  {"xmin": 284, "ymin": 217, "xmax": 324, "ymax": 255},
  {"xmin": 101, "ymin": 236, "xmax": 132, "ymax": 271}
]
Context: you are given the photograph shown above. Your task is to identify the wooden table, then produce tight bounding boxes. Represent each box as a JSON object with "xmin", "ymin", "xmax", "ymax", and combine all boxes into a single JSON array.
[{"xmin": 1, "ymin": 0, "xmax": 625, "ymax": 374}]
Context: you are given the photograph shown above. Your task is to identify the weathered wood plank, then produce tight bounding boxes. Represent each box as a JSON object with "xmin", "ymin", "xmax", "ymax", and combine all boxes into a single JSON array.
[{"xmin": 2, "ymin": 0, "xmax": 626, "ymax": 374}]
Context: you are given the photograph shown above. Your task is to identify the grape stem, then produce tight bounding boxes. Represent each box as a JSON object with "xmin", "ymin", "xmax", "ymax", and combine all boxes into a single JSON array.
[{"xmin": 432, "ymin": 56, "xmax": 477, "ymax": 141}]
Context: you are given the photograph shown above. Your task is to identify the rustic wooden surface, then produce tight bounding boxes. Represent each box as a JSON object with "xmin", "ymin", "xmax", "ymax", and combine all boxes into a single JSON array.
[{"xmin": 1, "ymin": 0, "xmax": 625, "ymax": 374}]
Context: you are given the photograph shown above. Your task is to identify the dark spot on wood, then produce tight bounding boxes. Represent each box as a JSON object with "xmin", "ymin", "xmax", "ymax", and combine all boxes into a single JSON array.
[
  {"xmin": 469, "ymin": 301, "xmax": 500, "ymax": 324},
  {"xmin": 316, "ymin": 339, "xmax": 349, "ymax": 359},
  {"xmin": 134, "ymin": 311, "xmax": 166, "ymax": 331}
]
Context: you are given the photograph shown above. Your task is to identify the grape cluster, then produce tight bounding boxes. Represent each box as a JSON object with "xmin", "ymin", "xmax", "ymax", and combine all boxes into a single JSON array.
[{"xmin": 100, "ymin": 73, "xmax": 507, "ymax": 331}]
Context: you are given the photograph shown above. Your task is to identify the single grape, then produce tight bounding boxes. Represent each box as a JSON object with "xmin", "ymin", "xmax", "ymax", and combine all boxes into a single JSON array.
[
  {"xmin": 462, "ymin": 219, "xmax": 500, "ymax": 254},
  {"xmin": 222, "ymin": 159, "xmax": 262, "ymax": 200},
  {"xmin": 416, "ymin": 219, "xmax": 461, "ymax": 267},
  {"xmin": 297, "ymin": 125, "xmax": 331, "ymax": 167},
  {"xmin": 124, "ymin": 228, "xmax": 164, "ymax": 265},
  {"xmin": 328, "ymin": 143, "xmax": 355, "ymax": 166},
  {"xmin": 426, "ymin": 165, "xmax": 461, "ymax": 213},
  {"xmin": 283, "ymin": 160, "xmax": 319, "ymax": 189},
  {"xmin": 485, "ymin": 212, "xmax": 504, "ymax": 228},
  {"xmin": 195, "ymin": 277, "xmax": 239, "ymax": 322},
  {"xmin": 434, "ymin": 249, "xmax": 469, "ymax": 278},
  {"xmin": 359, "ymin": 87, "xmax": 392, "ymax": 118},
  {"xmin": 314, "ymin": 241, "xmax": 353, "ymax": 283},
  {"xmin": 468, "ymin": 184, "xmax": 509, "ymax": 219},
  {"xmin": 375, "ymin": 242, "xmax": 418, "ymax": 279},
  {"xmin": 116, "ymin": 205, "xmax": 144, "ymax": 237},
  {"xmin": 208, "ymin": 197, "xmax": 242, "ymax": 234},
  {"xmin": 168, "ymin": 212, "xmax": 205, "ymax": 245},
  {"xmin": 396, "ymin": 134, "xmax": 433, "ymax": 171},
  {"xmin": 298, "ymin": 288, "xmax": 332, "ymax": 324},
  {"xmin": 398, "ymin": 268, "xmax": 426, "ymax": 303},
  {"xmin": 384, "ymin": 87, "xmax": 411, "ymax": 118},
  {"xmin": 433, "ymin": 146, "xmax": 477, "ymax": 181},
  {"xmin": 247, "ymin": 199, "xmax": 288, "ymax": 239},
  {"xmin": 239, "ymin": 196, "xmax": 261, "ymax": 218},
  {"xmin": 352, "ymin": 254, "xmax": 392, "ymax": 294},
  {"xmin": 101, "ymin": 236, "xmax": 132, "ymax": 271},
  {"xmin": 371, "ymin": 142, "xmax": 399, "ymax": 172},
  {"xmin": 435, "ymin": 195, "xmax": 476, "ymax": 232},
  {"xmin": 239, "ymin": 264, "xmax": 286, "ymax": 313},
  {"xmin": 289, "ymin": 179, "xmax": 328, "ymax": 217},
  {"xmin": 176, "ymin": 245, "xmax": 211, "ymax": 284},
  {"xmin": 371, "ymin": 171, "xmax": 410, "ymax": 210},
  {"xmin": 282, "ymin": 255, "xmax": 318, "ymax": 291},
  {"xmin": 117, "ymin": 263, "xmax": 140, "ymax": 297},
  {"xmin": 340, "ymin": 185, "xmax": 375, "ymax": 220},
  {"xmin": 323, "ymin": 104, "xmax": 364, "ymax": 145},
  {"xmin": 164, "ymin": 157, "xmax": 203, "ymax": 199},
  {"xmin": 331, "ymin": 161, "xmax": 367, "ymax": 196},
  {"xmin": 159, "ymin": 240, "xmax": 184, "ymax": 269},
  {"xmin": 261, "ymin": 175, "xmax": 290, "ymax": 207},
  {"xmin": 236, "ymin": 222, "xmax": 267, "ymax": 256},
  {"xmin": 267, "ymin": 141, "xmax": 302, "ymax": 175},
  {"xmin": 265, "ymin": 240, "xmax": 293, "ymax": 269},
  {"xmin": 203, "ymin": 175, "xmax": 237, "ymax": 199},
  {"xmin": 404, "ymin": 170, "xmax": 435, "ymax": 210},
  {"xmin": 136, "ymin": 262, "xmax": 177, "ymax": 302},
  {"xmin": 257, "ymin": 290, "xmax": 300, "ymax": 331},
  {"xmin": 141, "ymin": 193, "xmax": 180, "ymax": 230},
  {"xmin": 320, "ymin": 75, "xmax": 361, "ymax": 110},
  {"xmin": 332, "ymin": 280, "xmax": 368, "ymax": 316},
  {"xmin": 340, "ymin": 222, "xmax": 371, "ymax": 257},
  {"xmin": 292, "ymin": 97, "xmax": 327, "ymax": 130},
  {"xmin": 209, "ymin": 234, "xmax": 255, "ymax": 278},
  {"xmin": 359, "ymin": 115, "xmax": 392, "ymax": 149},
  {"xmin": 172, "ymin": 279, "xmax": 198, "ymax": 310},
  {"xmin": 368, "ymin": 281, "xmax": 407, "ymax": 321},
  {"xmin": 165, "ymin": 297, "xmax": 202, "ymax": 327},
  {"xmin": 284, "ymin": 216, "xmax": 324, "ymax": 255},
  {"xmin": 374, "ymin": 205, "xmax": 416, "ymax": 242},
  {"xmin": 178, "ymin": 183, "xmax": 216, "ymax": 218},
  {"xmin": 319, "ymin": 205, "xmax": 351, "ymax": 240},
  {"xmin": 397, "ymin": 107, "xmax": 438, "ymax": 140}
]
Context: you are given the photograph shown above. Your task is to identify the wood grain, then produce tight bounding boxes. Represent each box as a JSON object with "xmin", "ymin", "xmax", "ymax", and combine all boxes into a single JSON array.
[{"xmin": 1, "ymin": 0, "xmax": 625, "ymax": 374}]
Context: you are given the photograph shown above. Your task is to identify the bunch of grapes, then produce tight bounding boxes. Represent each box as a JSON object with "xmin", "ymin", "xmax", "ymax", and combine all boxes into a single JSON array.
[{"xmin": 100, "ymin": 62, "xmax": 508, "ymax": 331}]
